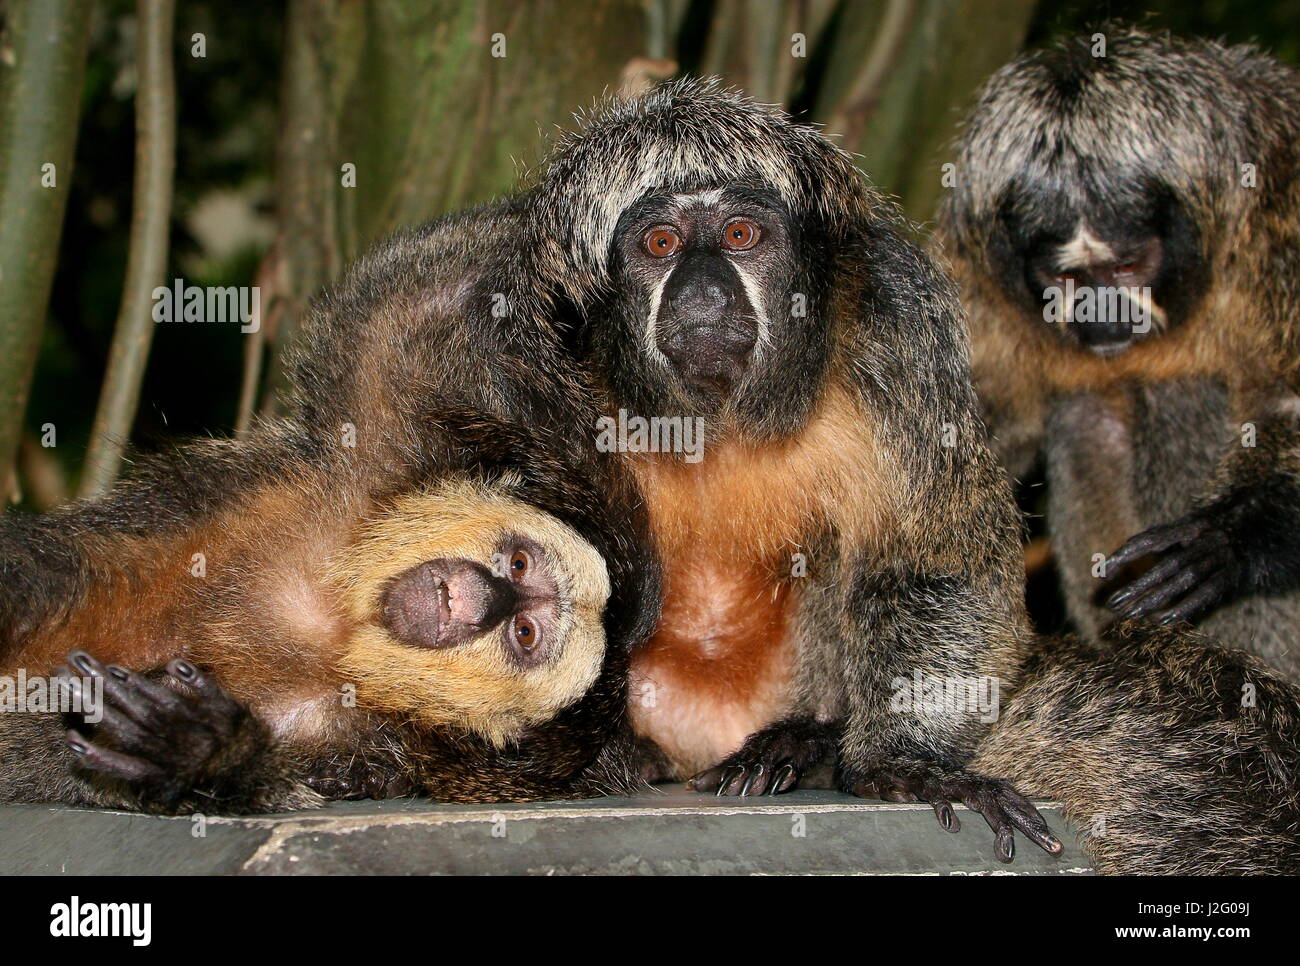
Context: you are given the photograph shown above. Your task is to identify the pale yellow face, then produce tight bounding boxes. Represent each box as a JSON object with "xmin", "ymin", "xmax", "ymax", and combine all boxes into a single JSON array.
[{"xmin": 328, "ymin": 479, "xmax": 611, "ymax": 746}]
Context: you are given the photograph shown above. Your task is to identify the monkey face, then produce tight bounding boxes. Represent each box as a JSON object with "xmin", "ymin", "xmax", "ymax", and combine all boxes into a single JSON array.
[
  {"xmin": 380, "ymin": 535, "xmax": 565, "ymax": 670},
  {"xmin": 611, "ymin": 187, "xmax": 797, "ymax": 400},
  {"xmin": 330, "ymin": 481, "xmax": 611, "ymax": 745},
  {"xmin": 995, "ymin": 183, "xmax": 1208, "ymax": 357}
]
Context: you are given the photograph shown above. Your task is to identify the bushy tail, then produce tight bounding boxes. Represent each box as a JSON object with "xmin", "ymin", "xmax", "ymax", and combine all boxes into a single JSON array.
[{"xmin": 973, "ymin": 622, "xmax": 1300, "ymax": 874}]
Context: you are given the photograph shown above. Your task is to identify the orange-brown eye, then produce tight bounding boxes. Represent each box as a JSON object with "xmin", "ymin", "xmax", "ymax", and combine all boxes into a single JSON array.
[
  {"xmin": 509, "ymin": 550, "xmax": 529, "ymax": 576},
  {"xmin": 644, "ymin": 227, "xmax": 682, "ymax": 257},
  {"xmin": 514, "ymin": 617, "xmax": 539, "ymax": 648},
  {"xmin": 723, "ymin": 219, "xmax": 760, "ymax": 251}
]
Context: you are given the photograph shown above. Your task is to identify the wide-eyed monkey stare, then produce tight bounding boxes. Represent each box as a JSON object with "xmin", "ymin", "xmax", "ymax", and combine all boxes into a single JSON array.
[
  {"xmin": 614, "ymin": 188, "xmax": 796, "ymax": 394},
  {"xmin": 0, "ymin": 473, "xmax": 623, "ymax": 814},
  {"xmin": 381, "ymin": 536, "xmax": 560, "ymax": 669}
]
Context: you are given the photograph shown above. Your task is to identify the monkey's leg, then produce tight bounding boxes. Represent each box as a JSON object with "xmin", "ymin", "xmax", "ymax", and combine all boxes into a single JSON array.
[
  {"xmin": 1104, "ymin": 407, "xmax": 1300, "ymax": 624},
  {"xmin": 56, "ymin": 650, "xmax": 321, "ymax": 815},
  {"xmin": 687, "ymin": 717, "xmax": 837, "ymax": 796},
  {"xmin": 836, "ymin": 572, "xmax": 1063, "ymax": 863}
]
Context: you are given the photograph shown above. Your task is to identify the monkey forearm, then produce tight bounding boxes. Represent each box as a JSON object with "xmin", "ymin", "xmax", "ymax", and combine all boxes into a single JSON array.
[
  {"xmin": 1215, "ymin": 406, "xmax": 1300, "ymax": 593},
  {"xmin": 0, "ymin": 712, "xmax": 129, "ymax": 808},
  {"xmin": 1204, "ymin": 473, "xmax": 1300, "ymax": 596},
  {"xmin": 836, "ymin": 571, "xmax": 1006, "ymax": 769},
  {"xmin": 0, "ymin": 431, "xmax": 299, "ymax": 647}
]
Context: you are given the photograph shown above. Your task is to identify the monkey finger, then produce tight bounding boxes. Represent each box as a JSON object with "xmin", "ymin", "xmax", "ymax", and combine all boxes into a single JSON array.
[
  {"xmin": 843, "ymin": 775, "xmax": 883, "ymax": 800},
  {"xmin": 165, "ymin": 657, "xmax": 244, "ymax": 728},
  {"xmin": 739, "ymin": 763, "xmax": 767, "ymax": 795},
  {"xmin": 53, "ymin": 674, "xmax": 103, "ymax": 729},
  {"xmin": 877, "ymin": 781, "xmax": 918, "ymax": 804},
  {"xmin": 165, "ymin": 659, "xmax": 241, "ymax": 714},
  {"xmin": 716, "ymin": 765, "xmax": 748, "ymax": 796},
  {"xmin": 1110, "ymin": 555, "xmax": 1214, "ymax": 619},
  {"xmin": 964, "ymin": 795, "xmax": 1017, "ymax": 863},
  {"xmin": 81, "ymin": 700, "xmax": 155, "ymax": 751},
  {"xmin": 61, "ymin": 652, "xmax": 135, "ymax": 718},
  {"xmin": 66, "ymin": 649, "xmax": 111, "ymax": 680},
  {"xmin": 103, "ymin": 665, "xmax": 193, "ymax": 722},
  {"xmin": 66, "ymin": 731, "xmax": 164, "ymax": 783},
  {"xmin": 64, "ymin": 653, "xmax": 178, "ymax": 727},
  {"xmin": 1155, "ymin": 576, "xmax": 1231, "ymax": 625},
  {"xmin": 1103, "ymin": 521, "xmax": 1203, "ymax": 574},
  {"xmin": 768, "ymin": 762, "xmax": 798, "ymax": 795},
  {"xmin": 1106, "ymin": 550, "xmax": 1200, "ymax": 609},
  {"xmin": 687, "ymin": 763, "xmax": 729, "ymax": 793},
  {"xmin": 932, "ymin": 799, "xmax": 959, "ymax": 833},
  {"xmin": 993, "ymin": 790, "xmax": 1064, "ymax": 855}
]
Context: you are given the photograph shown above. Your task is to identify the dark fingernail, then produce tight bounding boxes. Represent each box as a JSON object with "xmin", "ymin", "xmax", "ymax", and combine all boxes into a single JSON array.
[
  {"xmin": 997, "ymin": 832, "xmax": 1015, "ymax": 863},
  {"xmin": 68, "ymin": 737, "xmax": 88, "ymax": 755},
  {"xmin": 715, "ymin": 768, "xmax": 737, "ymax": 796},
  {"xmin": 739, "ymin": 763, "xmax": 763, "ymax": 796},
  {"xmin": 770, "ymin": 763, "xmax": 795, "ymax": 795},
  {"xmin": 936, "ymin": 801, "xmax": 956, "ymax": 831},
  {"xmin": 172, "ymin": 660, "xmax": 197, "ymax": 680},
  {"xmin": 70, "ymin": 651, "xmax": 94, "ymax": 673},
  {"xmin": 107, "ymin": 665, "xmax": 129, "ymax": 680}
]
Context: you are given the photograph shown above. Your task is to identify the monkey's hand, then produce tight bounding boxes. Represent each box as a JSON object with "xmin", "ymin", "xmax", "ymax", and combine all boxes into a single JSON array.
[
  {"xmin": 688, "ymin": 717, "xmax": 837, "ymax": 796},
  {"xmin": 841, "ymin": 761, "xmax": 1063, "ymax": 863},
  {"xmin": 1102, "ymin": 511, "xmax": 1245, "ymax": 626},
  {"xmin": 55, "ymin": 649, "xmax": 294, "ymax": 814}
]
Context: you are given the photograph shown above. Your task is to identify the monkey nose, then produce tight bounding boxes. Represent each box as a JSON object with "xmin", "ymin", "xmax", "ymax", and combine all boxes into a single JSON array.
[{"xmin": 669, "ymin": 279, "xmax": 732, "ymax": 319}]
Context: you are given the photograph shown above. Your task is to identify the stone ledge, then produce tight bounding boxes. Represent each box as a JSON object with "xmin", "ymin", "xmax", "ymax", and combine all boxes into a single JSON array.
[{"xmin": 0, "ymin": 788, "xmax": 1091, "ymax": 875}]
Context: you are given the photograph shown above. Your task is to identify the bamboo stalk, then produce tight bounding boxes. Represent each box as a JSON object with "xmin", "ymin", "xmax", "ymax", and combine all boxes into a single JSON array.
[
  {"xmin": 78, "ymin": 0, "xmax": 177, "ymax": 498},
  {"xmin": 255, "ymin": 0, "xmax": 341, "ymax": 418},
  {"xmin": 0, "ymin": 0, "xmax": 92, "ymax": 502}
]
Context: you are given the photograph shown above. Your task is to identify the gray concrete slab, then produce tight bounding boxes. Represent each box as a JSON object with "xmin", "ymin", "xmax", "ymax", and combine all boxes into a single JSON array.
[{"xmin": 0, "ymin": 788, "xmax": 1092, "ymax": 875}]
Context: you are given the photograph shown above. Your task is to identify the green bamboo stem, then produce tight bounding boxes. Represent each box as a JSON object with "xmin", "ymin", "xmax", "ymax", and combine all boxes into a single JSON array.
[
  {"xmin": 0, "ymin": 0, "xmax": 92, "ymax": 502},
  {"xmin": 78, "ymin": 0, "xmax": 177, "ymax": 498}
]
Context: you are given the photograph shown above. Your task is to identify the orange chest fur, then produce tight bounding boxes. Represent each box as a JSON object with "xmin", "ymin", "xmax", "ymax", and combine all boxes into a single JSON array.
[
  {"xmin": 628, "ymin": 452, "xmax": 804, "ymax": 774},
  {"xmin": 625, "ymin": 393, "xmax": 884, "ymax": 774},
  {"xmin": 637, "ymin": 455, "xmax": 804, "ymax": 705}
]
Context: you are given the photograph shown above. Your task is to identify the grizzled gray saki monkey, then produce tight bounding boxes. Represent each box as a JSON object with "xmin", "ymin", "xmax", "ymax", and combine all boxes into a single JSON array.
[
  {"xmin": 527, "ymin": 81, "xmax": 1064, "ymax": 862},
  {"xmin": 938, "ymin": 30, "xmax": 1300, "ymax": 680},
  {"xmin": 539, "ymin": 79, "xmax": 1297, "ymax": 874}
]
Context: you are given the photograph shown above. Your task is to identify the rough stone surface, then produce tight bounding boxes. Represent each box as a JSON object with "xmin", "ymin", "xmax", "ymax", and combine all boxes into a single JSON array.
[{"xmin": 0, "ymin": 788, "xmax": 1091, "ymax": 875}]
